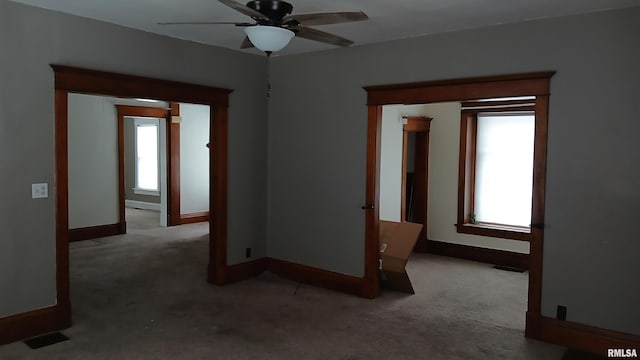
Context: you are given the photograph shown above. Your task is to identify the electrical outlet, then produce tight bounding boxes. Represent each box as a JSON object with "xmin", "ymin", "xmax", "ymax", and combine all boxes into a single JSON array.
[
  {"xmin": 245, "ymin": 247, "xmax": 251, "ymax": 258},
  {"xmin": 31, "ymin": 183, "xmax": 48, "ymax": 199},
  {"xmin": 556, "ymin": 305, "xmax": 567, "ymax": 320}
]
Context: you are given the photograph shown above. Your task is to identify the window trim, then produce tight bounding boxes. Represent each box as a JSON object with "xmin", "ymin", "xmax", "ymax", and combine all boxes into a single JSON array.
[{"xmin": 457, "ymin": 103, "xmax": 536, "ymax": 241}]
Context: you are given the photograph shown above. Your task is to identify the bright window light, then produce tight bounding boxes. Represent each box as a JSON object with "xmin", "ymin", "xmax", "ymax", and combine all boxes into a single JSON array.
[
  {"xmin": 474, "ymin": 113, "xmax": 534, "ymax": 227},
  {"xmin": 135, "ymin": 118, "xmax": 159, "ymax": 192}
]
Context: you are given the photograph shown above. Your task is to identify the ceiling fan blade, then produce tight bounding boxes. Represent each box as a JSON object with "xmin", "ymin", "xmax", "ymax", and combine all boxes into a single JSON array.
[
  {"xmin": 283, "ymin": 11, "xmax": 368, "ymax": 26},
  {"xmin": 158, "ymin": 21, "xmax": 253, "ymax": 26},
  {"xmin": 240, "ymin": 36, "xmax": 255, "ymax": 49},
  {"xmin": 218, "ymin": 0, "xmax": 270, "ymax": 21},
  {"xmin": 293, "ymin": 26, "xmax": 354, "ymax": 47}
]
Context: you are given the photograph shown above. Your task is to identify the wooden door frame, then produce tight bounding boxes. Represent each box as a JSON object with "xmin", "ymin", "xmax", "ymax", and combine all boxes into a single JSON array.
[
  {"xmin": 52, "ymin": 65, "xmax": 233, "ymax": 327},
  {"xmin": 401, "ymin": 116, "xmax": 432, "ymax": 251},
  {"xmin": 116, "ymin": 105, "xmax": 174, "ymax": 232},
  {"xmin": 363, "ymin": 71, "xmax": 554, "ymax": 336}
]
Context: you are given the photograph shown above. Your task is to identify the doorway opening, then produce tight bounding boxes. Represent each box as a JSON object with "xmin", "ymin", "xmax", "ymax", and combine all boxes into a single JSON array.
[
  {"xmin": 379, "ymin": 110, "xmax": 432, "ymax": 252},
  {"xmin": 118, "ymin": 102, "xmax": 171, "ymax": 229},
  {"xmin": 123, "ymin": 114, "xmax": 166, "ymax": 228},
  {"xmin": 53, "ymin": 65, "xmax": 232, "ymax": 328},
  {"xmin": 363, "ymin": 71, "xmax": 554, "ymax": 338},
  {"xmin": 117, "ymin": 101, "xmax": 212, "ymax": 229},
  {"xmin": 378, "ymin": 101, "xmax": 531, "ymax": 332}
]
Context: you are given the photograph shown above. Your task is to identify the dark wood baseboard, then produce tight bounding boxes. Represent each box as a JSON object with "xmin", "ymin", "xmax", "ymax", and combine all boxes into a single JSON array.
[
  {"xmin": 266, "ymin": 258, "xmax": 367, "ymax": 297},
  {"xmin": 0, "ymin": 303, "xmax": 71, "ymax": 345},
  {"xmin": 68, "ymin": 223, "xmax": 123, "ymax": 242},
  {"xmin": 179, "ymin": 212, "xmax": 209, "ymax": 225},
  {"xmin": 207, "ymin": 256, "xmax": 368, "ymax": 299},
  {"xmin": 225, "ymin": 258, "xmax": 267, "ymax": 283},
  {"xmin": 424, "ymin": 239, "xmax": 529, "ymax": 270},
  {"xmin": 527, "ymin": 313, "xmax": 640, "ymax": 357}
]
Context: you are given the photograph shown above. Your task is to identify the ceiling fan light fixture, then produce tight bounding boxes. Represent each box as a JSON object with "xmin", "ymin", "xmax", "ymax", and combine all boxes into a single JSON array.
[{"xmin": 244, "ymin": 25, "xmax": 294, "ymax": 52}]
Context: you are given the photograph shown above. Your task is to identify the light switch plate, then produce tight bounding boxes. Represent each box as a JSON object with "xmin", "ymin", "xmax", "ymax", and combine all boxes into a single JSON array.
[{"xmin": 32, "ymin": 183, "xmax": 48, "ymax": 199}]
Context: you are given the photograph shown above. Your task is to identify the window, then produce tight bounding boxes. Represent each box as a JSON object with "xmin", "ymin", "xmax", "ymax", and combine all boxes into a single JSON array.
[
  {"xmin": 134, "ymin": 118, "xmax": 160, "ymax": 196},
  {"xmin": 457, "ymin": 99, "xmax": 536, "ymax": 241},
  {"xmin": 475, "ymin": 112, "xmax": 534, "ymax": 226}
]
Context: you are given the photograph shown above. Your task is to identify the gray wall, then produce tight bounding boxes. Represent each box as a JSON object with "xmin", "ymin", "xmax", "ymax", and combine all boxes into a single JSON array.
[
  {"xmin": 0, "ymin": 0, "xmax": 268, "ymax": 318},
  {"xmin": 269, "ymin": 8, "xmax": 640, "ymax": 335}
]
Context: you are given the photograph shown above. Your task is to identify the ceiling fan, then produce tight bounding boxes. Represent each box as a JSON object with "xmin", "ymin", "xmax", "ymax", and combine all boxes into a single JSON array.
[{"xmin": 158, "ymin": 0, "xmax": 368, "ymax": 53}]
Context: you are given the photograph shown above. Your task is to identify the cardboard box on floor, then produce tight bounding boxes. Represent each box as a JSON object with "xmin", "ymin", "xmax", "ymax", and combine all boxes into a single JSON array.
[{"xmin": 379, "ymin": 220, "xmax": 423, "ymax": 294}]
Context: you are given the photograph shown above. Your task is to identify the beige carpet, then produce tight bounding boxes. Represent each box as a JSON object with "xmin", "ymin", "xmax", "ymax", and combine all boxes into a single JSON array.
[{"xmin": 0, "ymin": 209, "xmax": 567, "ymax": 359}]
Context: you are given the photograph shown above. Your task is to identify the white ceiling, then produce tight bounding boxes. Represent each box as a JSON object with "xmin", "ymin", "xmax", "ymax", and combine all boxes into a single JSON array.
[{"xmin": 9, "ymin": 0, "xmax": 640, "ymax": 56}]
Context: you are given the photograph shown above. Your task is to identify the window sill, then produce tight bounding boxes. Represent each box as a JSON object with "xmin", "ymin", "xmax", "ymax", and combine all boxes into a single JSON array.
[
  {"xmin": 455, "ymin": 223, "xmax": 532, "ymax": 242},
  {"xmin": 133, "ymin": 188, "xmax": 160, "ymax": 196}
]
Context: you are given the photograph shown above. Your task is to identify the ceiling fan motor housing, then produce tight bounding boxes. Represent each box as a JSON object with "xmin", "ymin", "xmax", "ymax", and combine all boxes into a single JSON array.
[{"xmin": 246, "ymin": 0, "xmax": 293, "ymax": 24}]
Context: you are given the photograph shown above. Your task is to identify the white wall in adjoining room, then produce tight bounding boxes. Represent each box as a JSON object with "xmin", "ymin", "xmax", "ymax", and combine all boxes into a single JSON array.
[
  {"xmin": 379, "ymin": 104, "xmax": 432, "ymax": 222},
  {"xmin": 67, "ymin": 93, "xmax": 119, "ymax": 229},
  {"xmin": 179, "ymin": 103, "xmax": 210, "ymax": 215}
]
